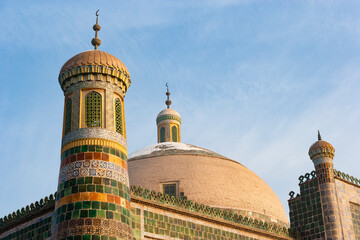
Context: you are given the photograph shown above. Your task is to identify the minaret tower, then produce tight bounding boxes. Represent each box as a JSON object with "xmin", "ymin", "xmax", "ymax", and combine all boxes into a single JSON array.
[
  {"xmin": 156, "ymin": 83, "xmax": 181, "ymax": 143},
  {"xmin": 54, "ymin": 11, "xmax": 132, "ymax": 240},
  {"xmin": 308, "ymin": 131, "xmax": 342, "ymax": 239}
]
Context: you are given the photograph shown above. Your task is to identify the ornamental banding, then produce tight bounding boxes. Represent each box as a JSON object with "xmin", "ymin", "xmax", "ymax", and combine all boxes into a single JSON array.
[{"xmin": 58, "ymin": 65, "xmax": 131, "ymax": 94}]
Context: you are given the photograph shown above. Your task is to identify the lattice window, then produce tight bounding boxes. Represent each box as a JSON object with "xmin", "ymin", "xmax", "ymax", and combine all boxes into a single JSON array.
[
  {"xmin": 163, "ymin": 184, "xmax": 177, "ymax": 197},
  {"xmin": 172, "ymin": 126, "xmax": 178, "ymax": 142},
  {"xmin": 115, "ymin": 98, "xmax": 123, "ymax": 135},
  {"xmin": 85, "ymin": 91, "xmax": 102, "ymax": 127},
  {"xmin": 64, "ymin": 98, "xmax": 72, "ymax": 134},
  {"xmin": 160, "ymin": 127, "xmax": 165, "ymax": 142}
]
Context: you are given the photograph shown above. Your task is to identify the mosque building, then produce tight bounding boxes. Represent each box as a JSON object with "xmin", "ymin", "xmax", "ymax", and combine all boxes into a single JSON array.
[{"xmin": 1, "ymin": 12, "xmax": 360, "ymax": 240}]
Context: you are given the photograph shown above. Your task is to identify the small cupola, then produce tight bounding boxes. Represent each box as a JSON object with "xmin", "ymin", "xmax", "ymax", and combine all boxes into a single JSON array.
[{"xmin": 156, "ymin": 84, "xmax": 181, "ymax": 143}]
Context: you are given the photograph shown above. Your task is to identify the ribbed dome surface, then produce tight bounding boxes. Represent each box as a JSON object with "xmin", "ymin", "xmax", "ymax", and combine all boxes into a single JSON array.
[
  {"xmin": 308, "ymin": 140, "xmax": 334, "ymax": 155},
  {"xmin": 157, "ymin": 108, "xmax": 181, "ymax": 118},
  {"xmin": 59, "ymin": 50, "xmax": 129, "ymax": 77},
  {"xmin": 128, "ymin": 142, "xmax": 289, "ymax": 226}
]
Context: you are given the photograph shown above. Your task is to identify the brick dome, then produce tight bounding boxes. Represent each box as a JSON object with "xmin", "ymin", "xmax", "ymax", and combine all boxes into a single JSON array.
[
  {"xmin": 59, "ymin": 50, "xmax": 129, "ymax": 78},
  {"xmin": 128, "ymin": 142, "xmax": 289, "ymax": 226}
]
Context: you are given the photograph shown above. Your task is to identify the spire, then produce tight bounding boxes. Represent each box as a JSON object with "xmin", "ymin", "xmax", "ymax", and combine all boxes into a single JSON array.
[
  {"xmin": 91, "ymin": 10, "xmax": 101, "ymax": 50},
  {"xmin": 318, "ymin": 130, "xmax": 322, "ymax": 141},
  {"xmin": 165, "ymin": 83, "xmax": 172, "ymax": 109}
]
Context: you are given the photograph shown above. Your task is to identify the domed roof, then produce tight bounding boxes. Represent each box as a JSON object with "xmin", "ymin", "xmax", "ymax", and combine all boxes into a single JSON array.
[
  {"xmin": 309, "ymin": 140, "xmax": 334, "ymax": 154},
  {"xmin": 59, "ymin": 50, "xmax": 129, "ymax": 77},
  {"xmin": 157, "ymin": 108, "xmax": 181, "ymax": 118},
  {"xmin": 128, "ymin": 142, "xmax": 289, "ymax": 226}
]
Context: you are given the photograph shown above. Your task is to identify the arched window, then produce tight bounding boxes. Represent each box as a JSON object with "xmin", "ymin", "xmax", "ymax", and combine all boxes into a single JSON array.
[
  {"xmin": 172, "ymin": 126, "xmax": 178, "ymax": 142},
  {"xmin": 85, "ymin": 91, "xmax": 102, "ymax": 127},
  {"xmin": 64, "ymin": 98, "xmax": 72, "ymax": 135},
  {"xmin": 160, "ymin": 127, "xmax": 165, "ymax": 142},
  {"xmin": 115, "ymin": 98, "xmax": 123, "ymax": 135}
]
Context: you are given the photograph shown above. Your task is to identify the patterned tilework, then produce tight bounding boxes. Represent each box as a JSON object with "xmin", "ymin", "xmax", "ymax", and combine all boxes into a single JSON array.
[
  {"xmin": 61, "ymin": 145, "xmax": 127, "ymax": 162},
  {"xmin": 350, "ymin": 203, "xmax": 360, "ymax": 239},
  {"xmin": 288, "ymin": 179, "xmax": 325, "ymax": 239},
  {"xmin": 54, "ymin": 145, "xmax": 132, "ymax": 240},
  {"xmin": 334, "ymin": 178, "xmax": 360, "ymax": 239},
  {"xmin": 315, "ymin": 162, "xmax": 334, "ymax": 184},
  {"xmin": 142, "ymin": 209, "xmax": 260, "ymax": 240},
  {"xmin": 131, "ymin": 208, "xmax": 141, "ymax": 240},
  {"xmin": 0, "ymin": 215, "xmax": 52, "ymax": 240}
]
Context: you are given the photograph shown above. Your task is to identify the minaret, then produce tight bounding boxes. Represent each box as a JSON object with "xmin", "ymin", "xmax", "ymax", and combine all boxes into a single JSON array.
[
  {"xmin": 156, "ymin": 84, "xmax": 181, "ymax": 143},
  {"xmin": 308, "ymin": 131, "xmax": 342, "ymax": 239},
  {"xmin": 54, "ymin": 11, "xmax": 132, "ymax": 240}
]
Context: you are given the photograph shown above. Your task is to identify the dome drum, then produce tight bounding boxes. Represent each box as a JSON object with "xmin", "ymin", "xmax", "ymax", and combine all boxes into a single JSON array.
[{"xmin": 59, "ymin": 50, "xmax": 131, "ymax": 93}]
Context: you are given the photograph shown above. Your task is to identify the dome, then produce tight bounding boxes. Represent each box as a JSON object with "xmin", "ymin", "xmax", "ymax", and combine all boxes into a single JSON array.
[
  {"xmin": 128, "ymin": 142, "xmax": 289, "ymax": 226},
  {"xmin": 157, "ymin": 108, "xmax": 181, "ymax": 118},
  {"xmin": 156, "ymin": 108, "xmax": 181, "ymax": 125},
  {"xmin": 308, "ymin": 140, "xmax": 335, "ymax": 160},
  {"xmin": 59, "ymin": 50, "xmax": 129, "ymax": 77}
]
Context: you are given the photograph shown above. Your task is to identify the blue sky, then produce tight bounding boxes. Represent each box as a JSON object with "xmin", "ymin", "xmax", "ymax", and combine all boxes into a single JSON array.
[{"xmin": 1, "ymin": 0, "xmax": 360, "ymax": 220}]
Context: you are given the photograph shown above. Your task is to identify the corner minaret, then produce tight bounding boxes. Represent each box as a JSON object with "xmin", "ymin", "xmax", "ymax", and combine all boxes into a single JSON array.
[
  {"xmin": 54, "ymin": 11, "xmax": 132, "ymax": 240},
  {"xmin": 308, "ymin": 131, "xmax": 343, "ymax": 239},
  {"xmin": 156, "ymin": 83, "xmax": 181, "ymax": 143}
]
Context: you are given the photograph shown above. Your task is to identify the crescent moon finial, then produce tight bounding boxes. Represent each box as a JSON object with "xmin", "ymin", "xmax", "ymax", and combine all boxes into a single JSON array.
[{"xmin": 96, "ymin": 10, "xmax": 99, "ymax": 16}]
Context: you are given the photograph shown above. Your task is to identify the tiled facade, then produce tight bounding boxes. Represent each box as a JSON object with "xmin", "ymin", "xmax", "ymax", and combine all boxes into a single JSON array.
[{"xmin": 288, "ymin": 173, "xmax": 324, "ymax": 239}]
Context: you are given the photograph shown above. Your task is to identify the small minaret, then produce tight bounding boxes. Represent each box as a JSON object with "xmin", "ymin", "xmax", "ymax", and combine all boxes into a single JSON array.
[
  {"xmin": 308, "ymin": 131, "xmax": 343, "ymax": 239},
  {"xmin": 156, "ymin": 83, "xmax": 181, "ymax": 143},
  {"xmin": 54, "ymin": 11, "xmax": 133, "ymax": 240}
]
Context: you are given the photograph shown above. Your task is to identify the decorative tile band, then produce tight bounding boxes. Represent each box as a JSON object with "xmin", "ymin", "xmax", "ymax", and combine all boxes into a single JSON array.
[
  {"xmin": 59, "ymin": 65, "xmax": 131, "ymax": 94},
  {"xmin": 54, "ymin": 200, "xmax": 131, "ymax": 225},
  {"xmin": 156, "ymin": 115, "xmax": 181, "ymax": 125},
  {"xmin": 56, "ymin": 177, "xmax": 130, "ymax": 202},
  {"xmin": 130, "ymin": 186, "xmax": 290, "ymax": 237},
  {"xmin": 62, "ymin": 128, "xmax": 127, "ymax": 149},
  {"xmin": 61, "ymin": 144, "xmax": 127, "ymax": 163},
  {"xmin": 59, "ymin": 160, "xmax": 129, "ymax": 185},
  {"xmin": 141, "ymin": 209, "xmax": 260, "ymax": 240},
  {"xmin": 55, "ymin": 218, "xmax": 132, "ymax": 240}
]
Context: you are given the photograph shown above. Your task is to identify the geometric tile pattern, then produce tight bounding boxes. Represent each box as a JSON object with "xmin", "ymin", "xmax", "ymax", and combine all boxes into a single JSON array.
[
  {"xmin": 142, "ymin": 209, "xmax": 260, "ymax": 240},
  {"xmin": 55, "ymin": 143, "xmax": 132, "ymax": 240},
  {"xmin": 350, "ymin": 203, "xmax": 360, "ymax": 239},
  {"xmin": 315, "ymin": 162, "xmax": 334, "ymax": 184},
  {"xmin": 0, "ymin": 216, "xmax": 52, "ymax": 240},
  {"xmin": 59, "ymin": 160, "xmax": 128, "ymax": 184},
  {"xmin": 288, "ymin": 179, "xmax": 325, "ymax": 239},
  {"xmin": 85, "ymin": 91, "xmax": 102, "ymax": 128},
  {"xmin": 65, "ymin": 98, "xmax": 72, "ymax": 135},
  {"xmin": 114, "ymin": 98, "xmax": 123, "ymax": 135},
  {"xmin": 61, "ymin": 145, "xmax": 127, "ymax": 163}
]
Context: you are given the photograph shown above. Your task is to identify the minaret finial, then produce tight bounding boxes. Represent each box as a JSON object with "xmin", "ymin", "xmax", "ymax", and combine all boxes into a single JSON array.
[
  {"xmin": 165, "ymin": 83, "xmax": 172, "ymax": 109},
  {"xmin": 318, "ymin": 130, "xmax": 322, "ymax": 141},
  {"xmin": 91, "ymin": 10, "xmax": 101, "ymax": 50}
]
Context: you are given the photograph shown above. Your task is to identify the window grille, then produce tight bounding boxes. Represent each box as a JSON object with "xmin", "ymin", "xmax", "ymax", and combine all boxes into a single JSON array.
[
  {"xmin": 160, "ymin": 127, "xmax": 165, "ymax": 142},
  {"xmin": 64, "ymin": 98, "xmax": 72, "ymax": 134},
  {"xmin": 115, "ymin": 98, "xmax": 123, "ymax": 135},
  {"xmin": 85, "ymin": 91, "xmax": 102, "ymax": 127},
  {"xmin": 172, "ymin": 126, "xmax": 178, "ymax": 142},
  {"xmin": 163, "ymin": 184, "xmax": 177, "ymax": 197}
]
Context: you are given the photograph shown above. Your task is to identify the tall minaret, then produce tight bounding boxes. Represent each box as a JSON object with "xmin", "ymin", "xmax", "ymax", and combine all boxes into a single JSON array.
[
  {"xmin": 156, "ymin": 84, "xmax": 181, "ymax": 143},
  {"xmin": 53, "ymin": 11, "xmax": 132, "ymax": 240},
  {"xmin": 308, "ymin": 131, "xmax": 342, "ymax": 239}
]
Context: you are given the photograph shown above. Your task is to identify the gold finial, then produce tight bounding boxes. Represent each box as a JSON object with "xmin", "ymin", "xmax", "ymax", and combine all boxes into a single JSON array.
[
  {"xmin": 318, "ymin": 130, "xmax": 322, "ymax": 141},
  {"xmin": 165, "ymin": 83, "xmax": 172, "ymax": 109},
  {"xmin": 91, "ymin": 10, "xmax": 101, "ymax": 50}
]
